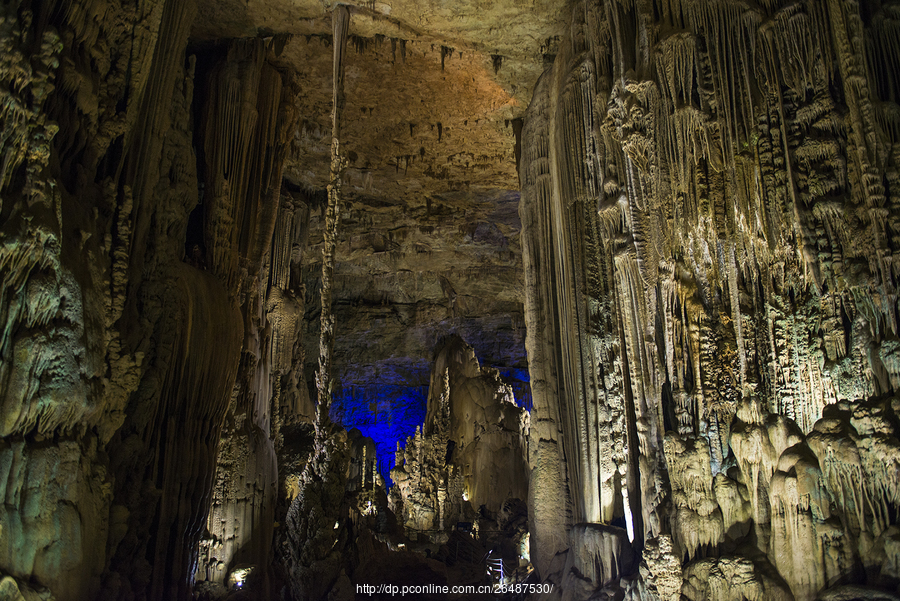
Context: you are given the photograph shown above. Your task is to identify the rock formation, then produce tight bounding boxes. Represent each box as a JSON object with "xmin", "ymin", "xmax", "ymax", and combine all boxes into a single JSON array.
[
  {"xmin": 390, "ymin": 336, "xmax": 529, "ymax": 537},
  {"xmin": 1, "ymin": 0, "xmax": 899, "ymax": 600},
  {"xmin": 0, "ymin": 1, "xmax": 300, "ymax": 598},
  {"xmin": 520, "ymin": 0, "xmax": 900, "ymax": 599},
  {"xmin": 307, "ymin": 186, "xmax": 530, "ymax": 485}
]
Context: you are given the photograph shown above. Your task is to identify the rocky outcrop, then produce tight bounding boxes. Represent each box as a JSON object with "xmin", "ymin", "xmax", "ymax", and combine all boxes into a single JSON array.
[
  {"xmin": 0, "ymin": 0, "xmax": 301, "ymax": 597},
  {"xmin": 390, "ymin": 336, "xmax": 529, "ymax": 537},
  {"xmin": 519, "ymin": 0, "xmax": 900, "ymax": 599},
  {"xmin": 280, "ymin": 408, "xmax": 393, "ymax": 601}
]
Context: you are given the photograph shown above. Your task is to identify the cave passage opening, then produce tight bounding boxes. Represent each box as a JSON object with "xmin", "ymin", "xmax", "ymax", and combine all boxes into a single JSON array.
[{"xmin": 287, "ymin": 30, "xmax": 535, "ymax": 486}]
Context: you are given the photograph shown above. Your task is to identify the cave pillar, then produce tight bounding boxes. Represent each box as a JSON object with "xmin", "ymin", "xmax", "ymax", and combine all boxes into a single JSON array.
[
  {"xmin": 316, "ymin": 3, "xmax": 351, "ymax": 417},
  {"xmin": 193, "ymin": 36, "xmax": 300, "ymax": 596},
  {"xmin": 519, "ymin": 67, "xmax": 571, "ymax": 579}
]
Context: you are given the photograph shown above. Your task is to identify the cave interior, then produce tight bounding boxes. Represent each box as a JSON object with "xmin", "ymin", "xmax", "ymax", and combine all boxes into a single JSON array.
[{"xmin": 2, "ymin": 0, "xmax": 900, "ymax": 600}]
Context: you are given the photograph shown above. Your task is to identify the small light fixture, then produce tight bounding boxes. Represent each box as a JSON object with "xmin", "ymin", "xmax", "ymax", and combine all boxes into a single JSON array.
[{"xmin": 229, "ymin": 567, "xmax": 253, "ymax": 590}]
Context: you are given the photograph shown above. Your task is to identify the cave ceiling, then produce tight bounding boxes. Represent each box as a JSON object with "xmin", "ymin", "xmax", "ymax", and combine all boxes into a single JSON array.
[
  {"xmin": 192, "ymin": 0, "xmax": 568, "ymax": 203},
  {"xmin": 183, "ymin": 0, "xmax": 556, "ymax": 467}
]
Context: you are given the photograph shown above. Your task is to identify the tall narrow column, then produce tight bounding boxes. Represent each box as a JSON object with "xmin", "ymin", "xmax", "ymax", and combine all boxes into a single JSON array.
[{"xmin": 316, "ymin": 4, "xmax": 351, "ymax": 422}]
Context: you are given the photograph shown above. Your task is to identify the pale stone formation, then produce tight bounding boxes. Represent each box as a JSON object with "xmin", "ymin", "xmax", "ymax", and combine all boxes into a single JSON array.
[
  {"xmin": 316, "ymin": 4, "xmax": 351, "ymax": 412},
  {"xmin": 520, "ymin": 0, "xmax": 900, "ymax": 599},
  {"xmin": 390, "ymin": 335, "xmax": 529, "ymax": 537}
]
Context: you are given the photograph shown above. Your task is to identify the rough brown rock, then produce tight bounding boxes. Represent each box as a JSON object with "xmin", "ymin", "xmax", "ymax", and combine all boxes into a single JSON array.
[{"xmin": 2, "ymin": 0, "xmax": 900, "ymax": 600}]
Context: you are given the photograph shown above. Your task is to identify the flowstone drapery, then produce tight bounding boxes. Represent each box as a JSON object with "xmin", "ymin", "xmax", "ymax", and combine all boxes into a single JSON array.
[{"xmin": 520, "ymin": 0, "xmax": 900, "ymax": 599}]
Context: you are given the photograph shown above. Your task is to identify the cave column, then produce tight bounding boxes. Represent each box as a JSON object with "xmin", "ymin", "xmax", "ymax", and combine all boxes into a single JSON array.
[{"xmin": 316, "ymin": 4, "xmax": 351, "ymax": 421}]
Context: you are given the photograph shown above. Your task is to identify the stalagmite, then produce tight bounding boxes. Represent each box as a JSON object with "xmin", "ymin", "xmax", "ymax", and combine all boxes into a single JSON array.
[{"xmin": 390, "ymin": 336, "xmax": 529, "ymax": 536}]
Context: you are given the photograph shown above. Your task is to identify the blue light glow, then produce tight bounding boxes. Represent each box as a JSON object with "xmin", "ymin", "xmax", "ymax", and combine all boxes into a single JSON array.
[
  {"xmin": 330, "ymin": 384, "xmax": 428, "ymax": 486},
  {"xmin": 497, "ymin": 367, "xmax": 532, "ymax": 411},
  {"xmin": 330, "ymin": 364, "xmax": 530, "ymax": 487}
]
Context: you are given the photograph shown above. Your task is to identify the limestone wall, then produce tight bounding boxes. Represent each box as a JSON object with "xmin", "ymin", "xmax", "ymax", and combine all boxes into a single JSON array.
[{"xmin": 520, "ymin": 0, "xmax": 900, "ymax": 598}]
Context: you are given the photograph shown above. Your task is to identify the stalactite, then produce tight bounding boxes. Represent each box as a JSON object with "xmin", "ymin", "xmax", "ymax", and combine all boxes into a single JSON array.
[
  {"xmin": 518, "ymin": 67, "xmax": 571, "ymax": 578},
  {"xmin": 522, "ymin": 0, "xmax": 900, "ymax": 598},
  {"xmin": 190, "ymin": 32, "xmax": 300, "ymax": 595},
  {"xmin": 201, "ymin": 41, "xmax": 265, "ymax": 293},
  {"xmin": 0, "ymin": 8, "xmax": 69, "ymax": 440},
  {"xmin": 316, "ymin": 4, "xmax": 351, "ymax": 415},
  {"xmin": 768, "ymin": 441, "xmax": 854, "ymax": 600}
]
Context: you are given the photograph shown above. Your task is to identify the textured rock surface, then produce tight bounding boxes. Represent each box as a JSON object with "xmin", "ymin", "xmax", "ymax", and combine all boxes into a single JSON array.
[
  {"xmin": 304, "ymin": 188, "xmax": 530, "ymax": 479},
  {"xmin": 390, "ymin": 336, "xmax": 529, "ymax": 534},
  {"xmin": 0, "ymin": 0, "xmax": 243, "ymax": 598},
  {"xmin": 190, "ymin": 37, "xmax": 300, "ymax": 596},
  {"xmin": 0, "ymin": 1, "xmax": 299, "ymax": 598},
  {"xmin": 3, "ymin": 0, "xmax": 900, "ymax": 599},
  {"xmin": 520, "ymin": 0, "xmax": 900, "ymax": 599},
  {"xmin": 189, "ymin": 0, "xmax": 561, "ymax": 210},
  {"xmin": 0, "ymin": 0, "xmax": 538, "ymax": 596}
]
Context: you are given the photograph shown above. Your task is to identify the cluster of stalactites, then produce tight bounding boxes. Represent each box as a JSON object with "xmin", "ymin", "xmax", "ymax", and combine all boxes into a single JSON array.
[
  {"xmin": 201, "ymin": 37, "xmax": 297, "ymax": 297},
  {"xmin": 587, "ymin": 0, "xmax": 899, "ymax": 296},
  {"xmin": 552, "ymin": 0, "xmax": 900, "ymax": 437},
  {"xmin": 520, "ymin": 0, "xmax": 900, "ymax": 597}
]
